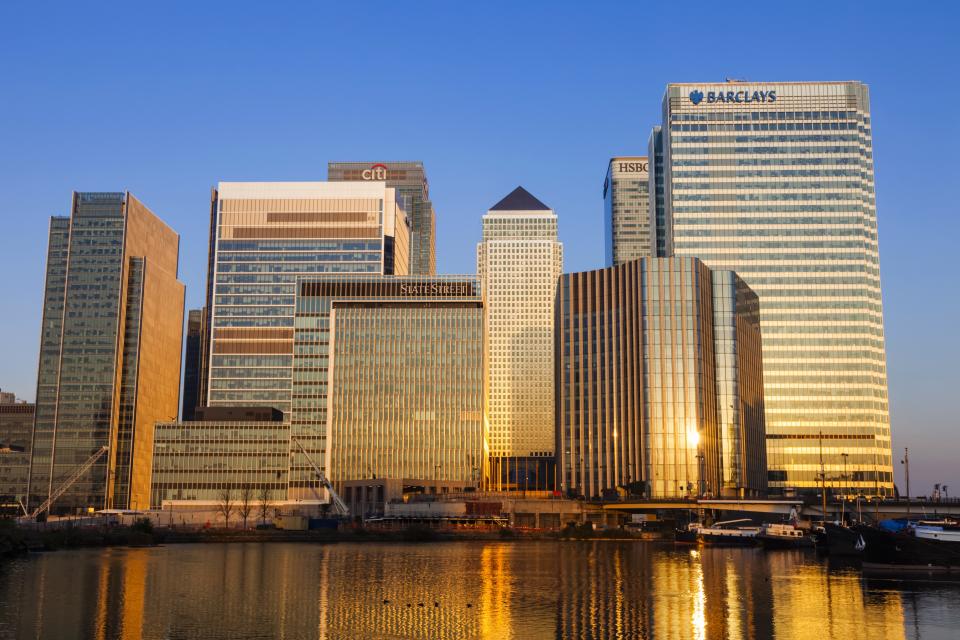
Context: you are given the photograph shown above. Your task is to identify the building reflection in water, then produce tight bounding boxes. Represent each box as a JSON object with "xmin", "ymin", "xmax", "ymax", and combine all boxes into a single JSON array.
[{"xmin": 0, "ymin": 541, "xmax": 941, "ymax": 639}]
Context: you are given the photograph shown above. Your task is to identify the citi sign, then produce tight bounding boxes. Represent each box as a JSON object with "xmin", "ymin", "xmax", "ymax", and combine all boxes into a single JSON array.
[
  {"xmin": 361, "ymin": 163, "xmax": 389, "ymax": 180},
  {"xmin": 688, "ymin": 89, "xmax": 777, "ymax": 105}
]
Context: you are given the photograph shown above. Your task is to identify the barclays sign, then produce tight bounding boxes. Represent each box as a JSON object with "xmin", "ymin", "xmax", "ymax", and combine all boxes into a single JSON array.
[{"xmin": 689, "ymin": 89, "xmax": 777, "ymax": 105}]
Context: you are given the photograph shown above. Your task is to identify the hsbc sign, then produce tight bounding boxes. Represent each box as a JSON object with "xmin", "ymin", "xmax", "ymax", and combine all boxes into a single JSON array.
[{"xmin": 361, "ymin": 163, "xmax": 389, "ymax": 180}]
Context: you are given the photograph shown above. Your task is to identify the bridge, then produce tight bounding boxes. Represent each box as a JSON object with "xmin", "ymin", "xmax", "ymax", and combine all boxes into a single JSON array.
[{"xmin": 602, "ymin": 497, "xmax": 960, "ymax": 521}]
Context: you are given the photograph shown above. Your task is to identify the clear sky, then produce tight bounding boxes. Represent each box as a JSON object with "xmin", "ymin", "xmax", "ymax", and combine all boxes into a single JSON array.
[{"xmin": 1, "ymin": 1, "xmax": 956, "ymax": 496}]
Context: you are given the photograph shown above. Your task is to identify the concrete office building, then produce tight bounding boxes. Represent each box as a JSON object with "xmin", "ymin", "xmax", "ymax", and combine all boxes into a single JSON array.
[
  {"xmin": 150, "ymin": 406, "xmax": 289, "ymax": 509},
  {"xmin": 201, "ymin": 181, "xmax": 409, "ymax": 416},
  {"xmin": 328, "ymin": 162, "xmax": 436, "ymax": 275},
  {"xmin": 293, "ymin": 276, "xmax": 484, "ymax": 501},
  {"xmin": 0, "ymin": 390, "xmax": 15, "ymax": 405},
  {"xmin": 28, "ymin": 192, "xmax": 184, "ymax": 513},
  {"xmin": 604, "ymin": 157, "xmax": 653, "ymax": 265},
  {"xmin": 478, "ymin": 187, "xmax": 563, "ymax": 490},
  {"xmin": 557, "ymin": 257, "xmax": 767, "ymax": 499},
  {"xmin": 0, "ymin": 400, "xmax": 34, "ymax": 508},
  {"xmin": 181, "ymin": 308, "xmax": 204, "ymax": 421},
  {"xmin": 660, "ymin": 81, "xmax": 893, "ymax": 494}
]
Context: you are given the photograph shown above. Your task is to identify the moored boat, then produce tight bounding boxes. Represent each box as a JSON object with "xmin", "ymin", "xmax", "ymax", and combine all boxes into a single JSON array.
[
  {"xmin": 698, "ymin": 519, "xmax": 760, "ymax": 546},
  {"xmin": 758, "ymin": 522, "xmax": 814, "ymax": 549},
  {"xmin": 815, "ymin": 522, "xmax": 864, "ymax": 556},
  {"xmin": 855, "ymin": 522, "xmax": 960, "ymax": 572},
  {"xmin": 674, "ymin": 522, "xmax": 700, "ymax": 544}
]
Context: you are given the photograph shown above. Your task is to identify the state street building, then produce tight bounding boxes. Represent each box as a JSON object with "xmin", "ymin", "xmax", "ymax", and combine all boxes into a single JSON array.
[
  {"xmin": 557, "ymin": 257, "xmax": 767, "ymax": 499},
  {"xmin": 478, "ymin": 187, "xmax": 563, "ymax": 491},
  {"xmin": 293, "ymin": 275, "xmax": 484, "ymax": 502},
  {"xmin": 659, "ymin": 81, "xmax": 893, "ymax": 495}
]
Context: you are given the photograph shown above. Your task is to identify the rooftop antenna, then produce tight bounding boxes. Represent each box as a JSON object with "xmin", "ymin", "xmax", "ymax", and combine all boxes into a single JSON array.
[{"xmin": 725, "ymin": 77, "xmax": 748, "ymax": 83}]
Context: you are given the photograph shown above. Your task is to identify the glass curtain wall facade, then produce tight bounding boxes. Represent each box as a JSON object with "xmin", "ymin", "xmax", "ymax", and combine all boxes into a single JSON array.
[
  {"xmin": 557, "ymin": 257, "xmax": 766, "ymax": 499},
  {"xmin": 151, "ymin": 411, "xmax": 289, "ymax": 507},
  {"xmin": 27, "ymin": 192, "xmax": 184, "ymax": 513},
  {"xmin": 647, "ymin": 127, "xmax": 668, "ymax": 257},
  {"xmin": 661, "ymin": 81, "xmax": 893, "ymax": 495},
  {"xmin": 604, "ymin": 157, "xmax": 652, "ymax": 265},
  {"xmin": 204, "ymin": 182, "xmax": 409, "ymax": 417},
  {"xmin": 325, "ymin": 285, "xmax": 484, "ymax": 489},
  {"xmin": 477, "ymin": 187, "xmax": 563, "ymax": 491},
  {"xmin": 328, "ymin": 162, "xmax": 436, "ymax": 275},
  {"xmin": 293, "ymin": 276, "xmax": 482, "ymax": 501}
]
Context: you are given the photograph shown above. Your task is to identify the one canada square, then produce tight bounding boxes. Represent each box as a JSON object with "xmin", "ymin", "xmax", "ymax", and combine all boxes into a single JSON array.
[{"xmin": 658, "ymin": 81, "xmax": 893, "ymax": 495}]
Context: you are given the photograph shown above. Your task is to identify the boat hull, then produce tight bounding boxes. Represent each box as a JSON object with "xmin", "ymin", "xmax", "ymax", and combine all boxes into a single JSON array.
[
  {"xmin": 854, "ymin": 524, "xmax": 960, "ymax": 570},
  {"xmin": 817, "ymin": 523, "xmax": 863, "ymax": 557},
  {"xmin": 699, "ymin": 533, "xmax": 758, "ymax": 547}
]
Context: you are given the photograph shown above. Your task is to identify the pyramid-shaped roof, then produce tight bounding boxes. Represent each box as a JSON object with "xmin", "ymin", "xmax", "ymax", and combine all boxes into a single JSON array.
[{"xmin": 490, "ymin": 186, "xmax": 551, "ymax": 211}]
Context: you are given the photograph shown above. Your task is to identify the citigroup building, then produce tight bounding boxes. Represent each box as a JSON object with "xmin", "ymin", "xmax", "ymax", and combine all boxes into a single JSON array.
[{"xmin": 660, "ymin": 81, "xmax": 893, "ymax": 495}]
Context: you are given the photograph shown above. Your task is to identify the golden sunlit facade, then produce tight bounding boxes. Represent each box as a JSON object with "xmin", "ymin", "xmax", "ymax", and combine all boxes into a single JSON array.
[
  {"xmin": 27, "ymin": 192, "xmax": 184, "ymax": 514},
  {"xmin": 478, "ymin": 187, "xmax": 563, "ymax": 490},
  {"xmin": 557, "ymin": 257, "xmax": 767, "ymax": 499},
  {"xmin": 661, "ymin": 81, "xmax": 894, "ymax": 495}
]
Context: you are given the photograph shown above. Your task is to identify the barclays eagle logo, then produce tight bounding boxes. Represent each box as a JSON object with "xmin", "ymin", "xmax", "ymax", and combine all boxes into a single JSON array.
[{"xmin": 689, "ymin": 90, "xmax": 704, "ymax": 105}]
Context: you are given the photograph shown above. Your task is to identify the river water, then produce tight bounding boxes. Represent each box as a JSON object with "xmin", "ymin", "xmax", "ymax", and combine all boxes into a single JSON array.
[{"xmin": 0, "ymin": 541, "xmax": 957, "ymax": 639}]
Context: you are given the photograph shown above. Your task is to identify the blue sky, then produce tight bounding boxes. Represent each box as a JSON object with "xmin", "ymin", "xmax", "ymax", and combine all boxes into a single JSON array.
[{"xmin": 0, "ymin": 1, "xmax": 956, "ymax": 494}]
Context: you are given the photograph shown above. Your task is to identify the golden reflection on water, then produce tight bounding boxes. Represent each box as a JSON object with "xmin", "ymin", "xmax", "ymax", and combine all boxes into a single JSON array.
[{"xmin": 0, "ymin": 541, "xmax": 945, "ymax": 639}]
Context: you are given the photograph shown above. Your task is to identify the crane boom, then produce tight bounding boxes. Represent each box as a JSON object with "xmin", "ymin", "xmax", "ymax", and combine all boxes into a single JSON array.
[
  {"xmin": 291, "ymin": 437, "xmax": 349, "ymax": 516},
  {"xmin": 24, "ymin": 445, "xmax": 109, "ymax": 521}
]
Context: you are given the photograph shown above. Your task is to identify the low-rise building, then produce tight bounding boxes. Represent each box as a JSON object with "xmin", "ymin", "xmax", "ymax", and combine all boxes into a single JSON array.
[
  {"xmin": 0, "ymin": 400, "xmax": 33, "ymax": 510},
  {"xmin": 150, "ymin": 406, "xmax": 290, "ymax": 509}
]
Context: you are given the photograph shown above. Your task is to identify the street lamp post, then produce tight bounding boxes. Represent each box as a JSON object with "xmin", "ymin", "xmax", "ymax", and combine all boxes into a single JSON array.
[{"xmin": 841, "ymin": 452, "xmax": 849, "ymax": 523}]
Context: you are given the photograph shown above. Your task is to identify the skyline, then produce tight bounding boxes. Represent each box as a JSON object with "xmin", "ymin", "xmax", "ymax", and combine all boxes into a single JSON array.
[{"xmin": 0, "ymin": 2, "xmax": 957, "ymax": 495}]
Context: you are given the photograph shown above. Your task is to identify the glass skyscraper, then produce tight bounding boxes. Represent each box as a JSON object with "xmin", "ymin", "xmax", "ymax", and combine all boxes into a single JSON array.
[
  {"xmin": 660, "ymin": 81, "xmax": 893, "ymax": 495},
  {"xmin": 477, "ymin": 187, "xmax": 563, "ymax": 490},
  {"xmin": 292, "ymin": 276, "xmax": 483, "ymax": 502},
  {"xmin": 604, "ymin": 157, "xmax": 652, "ymax": 265},
  {"xmin": 328, "ymin": 162, "xmax": 436, "ymax": 275},
  {"xmin": 28, "ymin": 192, "xmax": 184, "ymax": 513},
  {"xmin": 557, "ymin": 257, "xmax": 766, "ymax": 499},
  {"xmin": 202, "ymin": 181, "xmax": 409, "ymax": 416}
]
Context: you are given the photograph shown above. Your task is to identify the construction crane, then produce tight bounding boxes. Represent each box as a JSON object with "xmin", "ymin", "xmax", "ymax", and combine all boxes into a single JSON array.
[
  {"xmin": 290, "ymin": 437, "xmax": 349, "ymax": 517},
  {"xmin": 22, "ymin": 445, "xmax": 109, "ymax": 521}
]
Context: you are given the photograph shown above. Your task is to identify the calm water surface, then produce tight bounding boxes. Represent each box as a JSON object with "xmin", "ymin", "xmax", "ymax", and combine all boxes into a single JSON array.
[{"xmin": 0, "ymin": 541, "xmax": 957, "ymax": 639}]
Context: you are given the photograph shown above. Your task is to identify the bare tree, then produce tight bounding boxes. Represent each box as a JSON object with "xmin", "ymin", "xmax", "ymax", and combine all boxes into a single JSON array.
[
  {"xmin": 217, "ymin": 488, "xmax": 235, "ymax": 528},
  {"xmin": 238, "ymin": 486, "xmax": 254, "ymax": 529},
  {"xmin": 258, "ymin": 486, "xmax": 271, "ymax": 525}
]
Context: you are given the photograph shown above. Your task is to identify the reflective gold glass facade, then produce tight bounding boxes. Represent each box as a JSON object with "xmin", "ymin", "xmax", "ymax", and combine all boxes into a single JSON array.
[
  {"xmin": 326, "ymin": 291, "xmax": 483, "ymax": 487},
  {"xmin": 557, "ymin": 257, "xmax": 766, "ymax": 499},
  {"xmin": 662, "ymin": 81, "xmax": 893, "ymax": 495},
  {"xmin": 27, "ymin": 192, "xmax": 184, "ymax": 513},
  {"xmin": 293, "ymin": 276, "xmax": 481, "ymax": 501}
]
